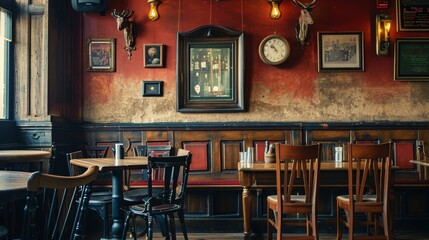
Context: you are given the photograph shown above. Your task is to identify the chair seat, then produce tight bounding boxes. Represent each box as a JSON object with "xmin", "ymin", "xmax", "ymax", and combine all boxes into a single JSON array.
[
  {"xmin": 123, "ymin": 188, "xmax": 163, "ymax": 204},
  {"xmin": 267, "ymin": 194, "xmax": 307, "ymax": 203},
  {"xmin": 88, "ymin": 193, "xmax": 113, "ymax": 204},
  {"xmin": 130, "ymin": 203, "xmax": 181, "ymax": 215},
  {"xmin": 337, "ymin": 194, "xmax": 377, "ymax": 202},
  {"xmin": 124, "ymin": 189, "xmax": 149, "ymax": 203}
]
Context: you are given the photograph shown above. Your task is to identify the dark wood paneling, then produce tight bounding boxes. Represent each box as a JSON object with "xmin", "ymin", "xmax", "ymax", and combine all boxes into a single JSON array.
[
  {"xmin": 221, "ymin": 141, "xmax": 242, "ymax": 171},
  {"xmin": 18, "ymin": 121, "xmax": 429, "ymax": 233}
]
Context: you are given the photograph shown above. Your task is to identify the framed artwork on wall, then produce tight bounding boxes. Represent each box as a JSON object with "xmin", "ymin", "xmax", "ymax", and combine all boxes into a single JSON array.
[
  {"xmin": 142, "ymin": 81, "xmax": 163, "ymax": 96},
  {"xmin": 317, "ymin": 32, "xmax": 364, "ymax": 72},
  {"xmin": 87, "ymin": 38, "xmax": 115, "ymax": 72},
  {"xmin": 176, "ymin": 25, "xmax": 245, "ymax": 113},
  {"xmin": 144, "ymin": 44, "xmax": 164, "ymax": 68},
  {"xmin": 394, "ymin": 38, "xmax": 429, "ymax": 81},
  {"xmin": 396, "ymin": 0, "xmax": 429, "ymax": 31}
]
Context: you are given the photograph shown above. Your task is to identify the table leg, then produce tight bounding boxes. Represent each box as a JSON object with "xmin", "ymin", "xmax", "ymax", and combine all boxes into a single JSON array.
[
  {"xmin": 242, "ymin": 186, "xmax": 252, "ymax": 236},
  {"xmin": 112, "ymin": 170, "xmax": 124, "ymax": 239}
]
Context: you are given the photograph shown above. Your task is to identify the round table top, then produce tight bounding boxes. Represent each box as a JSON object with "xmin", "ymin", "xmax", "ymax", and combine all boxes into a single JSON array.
[
  {"xmin": 0, "ymin": 170, "xmax": 31, "ymax": 203},
  {"xmin": 0, "ymin": 150, "xmax": 51, "ymax": 163}
]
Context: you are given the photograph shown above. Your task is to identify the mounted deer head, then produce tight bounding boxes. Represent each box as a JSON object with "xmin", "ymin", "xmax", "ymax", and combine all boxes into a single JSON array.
[
  {"xmin": 292, "ymin": 0, "xmax": 316, "ymax": 46},
  {"xmin": 111, "ymin": 9, "xmax": 136, "ymax": 60}
]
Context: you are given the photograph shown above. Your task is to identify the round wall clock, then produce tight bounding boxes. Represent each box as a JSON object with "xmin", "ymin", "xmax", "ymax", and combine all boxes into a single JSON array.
[{"xmin": 258, "ymin": 34, "xmax": 290, "ymax": 65}]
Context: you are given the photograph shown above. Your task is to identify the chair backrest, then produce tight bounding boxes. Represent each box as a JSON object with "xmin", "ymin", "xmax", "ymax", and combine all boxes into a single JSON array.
[
  {"xmin": 85, "ymin": 145, "xmax": 109, "ymax": 158},
  {"xmin": 147, "ymin": 153, "xmax": 192, "ymax": 205},
  {"xmin": 133, "ymin": 145, "xmax": 148, "ymax": 156},
  {"xmin": 66, "ymin": 150, "xmax": 84, "ymax": 176},
  {"xmin": 347, "ymin": 142, "xmax": 392, "ymax": 205},
  {"xmin": 21, "ymin": 165, "xmax": 99, "ymax": 240},
  {"xmin": 66, "ymin": 150, "xmax": 112, "ymax": 187},
  {"xmin": 275, "ymin": 143, "xmax": 321, "ymax": 205},
  {"xmin": 147, "ymin": 145, "xmax": 172, "ymax": 157}
]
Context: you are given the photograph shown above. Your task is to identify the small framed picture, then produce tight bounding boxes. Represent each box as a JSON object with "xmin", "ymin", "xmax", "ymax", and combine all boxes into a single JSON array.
[
  {"xmin": 87, "ymin": 38, "xmax": 115, "ymax": 72},
  {"xmin": 143, "ymin": 81, "xmax": 163, "ymax": 97},
  {"xmin": 317, "ymin": 32, "xmax": 364, "ymax": 72},
  {"xmin": 144, "ymin": 44, "xmax": 164, "ymax": 68}
]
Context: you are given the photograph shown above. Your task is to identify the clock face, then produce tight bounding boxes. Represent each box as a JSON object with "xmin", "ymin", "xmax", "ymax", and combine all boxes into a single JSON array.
[{"xmin": 259, "ymin": 35, "xmax": 290, "ymax": 65}]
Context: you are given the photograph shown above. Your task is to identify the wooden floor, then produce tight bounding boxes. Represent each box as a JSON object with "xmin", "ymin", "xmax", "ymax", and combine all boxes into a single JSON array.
[
  {"xmin": 121, "ymin": 229, "xmax": 429, "ymax": 240},
  {"xmin": 135, "ymin": 231, "xmax": 429, "ymax": 240}
]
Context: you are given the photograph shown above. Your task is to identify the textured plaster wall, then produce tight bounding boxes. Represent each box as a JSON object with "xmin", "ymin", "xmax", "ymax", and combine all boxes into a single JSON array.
[{"xmin": 82, "ymin": 0, "xmax": 429, "ymax": 123}]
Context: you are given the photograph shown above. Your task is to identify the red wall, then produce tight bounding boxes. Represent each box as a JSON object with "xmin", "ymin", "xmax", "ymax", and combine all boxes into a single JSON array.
[{"xmin": 81, "ymin": 0, "xmax": 428, "ymax": 123}]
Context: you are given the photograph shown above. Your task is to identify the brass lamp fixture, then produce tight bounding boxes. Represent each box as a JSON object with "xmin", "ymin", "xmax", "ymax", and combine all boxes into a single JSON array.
[
  {"xmin": 148, "ymin": 0, "xmax": 159, "ymax": 21},
  {"xmin": 376, "ymin": 14, "xmax": 391, "ymax": 56},
  {"xmin": 268, "ymin": 0, "xmax": 282, "ymax": 20}
]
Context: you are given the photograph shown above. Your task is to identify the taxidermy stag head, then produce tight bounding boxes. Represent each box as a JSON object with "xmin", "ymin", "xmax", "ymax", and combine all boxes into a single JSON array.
[
  {"xmin": 111, "ymin": 9, "xmax": 136, "ymax": 60},
  {"xmin": 292, "ymin": 0, "xmax": 316, "ymax": 46}
]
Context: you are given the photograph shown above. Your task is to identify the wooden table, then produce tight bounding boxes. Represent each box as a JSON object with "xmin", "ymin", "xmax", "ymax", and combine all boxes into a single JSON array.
[
  {"xmin": 0, "ymin": 170, "xmax": 31, "ymax": 203},
  {"xmin": 70, "ymin": 157, "xmax": 148, "ymax": 240},
  {"xmin": 238, "ymin": 161, "xmax": 374, "ymax": 236},
  {"xmin": 0, "ymin": 170, "xmax": 32, "ymax": 238},
  {"xmin": 0, "ymin": 150, "xmax": 51, "ymax": 171},
  {"xmin": 410, "ymin": 160, "xmax": 429, "ymax": 167},
  {"xmin": 410, "ymin": 160, "xmax": 429, "ymax": 180},
  {"xmin": 0, "ymin": 150, "xmax": 51, "ymax": 163}
]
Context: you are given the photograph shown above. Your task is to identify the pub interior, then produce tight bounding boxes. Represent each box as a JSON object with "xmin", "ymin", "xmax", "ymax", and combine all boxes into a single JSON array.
[{"xmin": 1, "ymin": 0, "xmax": 429, "ymax": 239}]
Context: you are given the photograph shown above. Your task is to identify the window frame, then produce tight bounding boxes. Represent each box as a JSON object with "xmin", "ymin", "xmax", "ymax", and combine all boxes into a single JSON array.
[{"xmin": 0, "ymin": 2, "xmax": 13, "ymax": 121}]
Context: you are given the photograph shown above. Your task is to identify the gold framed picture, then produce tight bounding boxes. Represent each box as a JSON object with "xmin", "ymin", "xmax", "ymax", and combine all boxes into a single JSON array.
[{"xmin": 87, "ymin": 38, "xmax": 115, "ymax": 72}]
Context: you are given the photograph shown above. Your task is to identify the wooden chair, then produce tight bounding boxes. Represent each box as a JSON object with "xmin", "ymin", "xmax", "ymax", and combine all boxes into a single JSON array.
[
  {"xmin": 336, "ymin": 142, "xmax": 392, "ymax": 240},
  {"xmin": 122, "ymin": 151, "xmax": 192, "ymax": 240},
  {"xmin": 267, "ymin": 143, "xmax": 321, "ymax": 240},
  {"xmin": 21, "ymin": 165, "xmax": 99, "ymax": 240},
  {"xmin": 84, "ymin": 145, "xmax": 109, "ymax": 158},
  {"xmin": 66, "ymin": 150, "xmax": 112, "ymax": 239},
  {"xmin": 133, "ymin": 145, "xmax": 148, "ymax": 157}
]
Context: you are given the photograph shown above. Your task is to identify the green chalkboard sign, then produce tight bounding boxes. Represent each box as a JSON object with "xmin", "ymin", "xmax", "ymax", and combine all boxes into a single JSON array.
[{"xmin": 395, "ymin": 38, "xmax": 429, "ymax": 81}]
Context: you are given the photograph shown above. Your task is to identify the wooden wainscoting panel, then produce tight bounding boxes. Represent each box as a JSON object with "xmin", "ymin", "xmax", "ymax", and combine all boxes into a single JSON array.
[
  {"xmin": 185, "ymin": 190, "xmax": 210, "ymax": 216},
  {"xmin": 394, "ymin": 140, "xmax": 416, "ymax": 169},
  {"xmin": 183, "ymin": 141, "xmax": 210, "ymax": 171},
  {"xmin": 212, "ymin": 189, "xmax": 241, "ymax": 217},
  {"xmin": 220, "ymin": 140, "xmax": 242, "ymax": 171},
  {"xmin": 353, "ymin": 129, "xmax": 379, "ymax": 142},
  {"xmin": 379, "ymin": 129, "xmax": 418, "ymax": 142},
  {"xmin": 145, "ymin": 131, "xmax": 173, "ymax": 143},
  {"xmin": 308, "ymin": 130, "xmax": 351, "ymax": 142}
]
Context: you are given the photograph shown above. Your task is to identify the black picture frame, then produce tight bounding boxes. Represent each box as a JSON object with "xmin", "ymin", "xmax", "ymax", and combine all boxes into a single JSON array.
[
  {"xmin": 176, "ymin": 25, "xmax": 245, "ymax": 113},
  {"xmin": 142, "ymin": 81, "xmax": 163, "ymax": 97},
  {"xmin": 394, "ymin": 38, "xmax": 429, "ymax": 81},
  {"xmin": 87, "ymin": 38, "xmax": 116, "ymax": 72},
  {"xmin": 144, "ymin": 44, "xmax": 164, "ymax": 68},
  {"xmin": 396, "ymin": 0, "xmax": 429, "ymax": 31},
  {"xmin": 317, "ymin": 32, "xmax": 364, "ymax": 72}
]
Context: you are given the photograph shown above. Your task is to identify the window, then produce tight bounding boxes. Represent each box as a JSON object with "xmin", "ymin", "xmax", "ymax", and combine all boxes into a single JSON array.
[{"xmin": 0, "ymin": 8, "xmax": 11, "ymax": 119}]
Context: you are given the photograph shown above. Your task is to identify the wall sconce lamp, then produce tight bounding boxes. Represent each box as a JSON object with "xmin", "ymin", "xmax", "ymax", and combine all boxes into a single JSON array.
[
  {"xmin": 268, "ymin": 0, "xmax": 282, "ymax": 20},
  {"xmin": 147, "ymin": 0, "xmax": 159, "ymax": 21},
  {"xmin": 376, "ymin": 14, "xmax": 391, "ymax": 56}
]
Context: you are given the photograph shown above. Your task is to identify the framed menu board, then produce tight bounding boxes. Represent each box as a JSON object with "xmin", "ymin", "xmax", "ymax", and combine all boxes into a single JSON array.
[
  {"xmin": 396, "ymin": 0, "xmax": 429, "ymax": 31},
  {"xmin": 394, "ymin": 38, "xmax": 429, "ymax": 81}
]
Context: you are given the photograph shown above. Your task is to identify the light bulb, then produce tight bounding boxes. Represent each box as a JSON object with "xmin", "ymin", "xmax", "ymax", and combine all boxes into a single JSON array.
[
  {"xmin": 270, "ymin": 2, "xmax": 281, "ymax": 20},
  {"xmin": 148, "ymin": 1, "xmax": 159, "ymax": 21}
]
